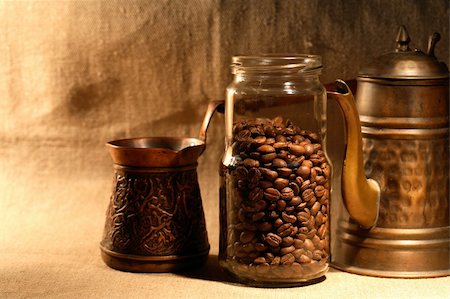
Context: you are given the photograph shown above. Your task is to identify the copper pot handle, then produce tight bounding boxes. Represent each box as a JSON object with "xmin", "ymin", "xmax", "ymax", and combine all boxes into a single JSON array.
[
  {"xmin": 327, "ymin": 80, "xmax": 380, "ymax": 229},
  {"xmin": 198, "ymin": 100, "xmax": 225, "ymax": 144}
]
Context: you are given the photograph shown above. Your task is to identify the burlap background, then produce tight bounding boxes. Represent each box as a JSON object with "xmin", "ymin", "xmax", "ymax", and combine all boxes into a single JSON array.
[{"xmin": 1, "ymin": 1, "xmax": 449, "ymax": 298}]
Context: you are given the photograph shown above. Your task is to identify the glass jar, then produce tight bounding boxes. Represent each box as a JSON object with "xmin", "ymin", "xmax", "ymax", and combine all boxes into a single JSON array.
[{"xmin": 219, "ymin": 55, "xmax": 331, "ymax": 286}]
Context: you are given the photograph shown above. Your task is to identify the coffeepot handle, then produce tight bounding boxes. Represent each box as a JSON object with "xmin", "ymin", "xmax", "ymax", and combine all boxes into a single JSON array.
[
  {"xmin": 198, "ymin": 100, "xmax": 225, "ymax": 144},
  {"xmin": 327, "ymin": 80, "xmax": 380, "ymax": 229}
]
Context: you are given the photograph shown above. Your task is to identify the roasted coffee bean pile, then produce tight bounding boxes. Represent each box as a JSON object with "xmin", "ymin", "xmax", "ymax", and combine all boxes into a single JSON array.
[{"xmin": 226, "ymin": 117, "xmax": 330, "ymax": 278}]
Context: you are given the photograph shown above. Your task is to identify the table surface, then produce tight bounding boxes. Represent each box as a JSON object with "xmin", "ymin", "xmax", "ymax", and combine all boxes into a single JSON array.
[{"xmin": 1, "ymin": 173, "xmax": 449, "ymax": 299}]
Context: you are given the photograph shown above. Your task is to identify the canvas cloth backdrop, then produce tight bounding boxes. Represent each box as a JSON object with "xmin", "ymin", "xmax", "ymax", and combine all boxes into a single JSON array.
[{"xmin": 0, "ymin": 1, "xmax": 449, "ymax": 298}]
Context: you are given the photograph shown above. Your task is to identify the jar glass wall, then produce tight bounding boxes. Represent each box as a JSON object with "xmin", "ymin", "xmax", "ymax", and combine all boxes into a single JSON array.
[{"xmin": 219, "ymin": 55, "xmax": 331, "ymax": 286}]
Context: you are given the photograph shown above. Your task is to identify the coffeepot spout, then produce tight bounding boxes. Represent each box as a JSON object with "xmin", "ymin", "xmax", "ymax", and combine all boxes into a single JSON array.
[{"xmin": 328, "ymin": 80, "xmax": 380, "ymax": 229}]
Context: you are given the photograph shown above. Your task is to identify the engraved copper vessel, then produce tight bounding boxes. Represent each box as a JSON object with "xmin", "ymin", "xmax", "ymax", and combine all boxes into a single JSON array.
[
  {"xmin": 100, "ymin": 102, "xmax": 222, "ymax": 272},
  {"xmin": 332, "ymin": 26, "xmax": 449, "ymax": 277}
]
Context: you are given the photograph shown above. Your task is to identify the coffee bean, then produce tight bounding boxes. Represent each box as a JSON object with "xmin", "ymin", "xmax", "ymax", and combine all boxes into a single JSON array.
[
  {"xmin": 235, "ymin": 222, "xmax": 245, "ymax": 231},
  {"xmin": 292, "ymin": 135, "xmax": 305, "ymax": 143},
  {"xmin": 265, "ymin": 137, "xmax": 276, "ymax": 144},
  {"xmin": 274, "ymin": 134, "xmax": 286, "ymax": 142},
  {"xmin": 249, "ymin": 187, "xmax": 264, "ymax": 201},
  {"xmin": 264, "ymin": 252, "xmax": 275, "ymax": 263},
  {"xmin": 302, "ymin": 189, "xmax": 315, "ymax": 202},
  {"xmin": 303, "ymin": 239, "xmax": 315, "ymax": 252},
  {"xmin": 237, "ymin": 179, "xmax": 247, "ymax": 190},
  {"xmin": 274, "ymin": 178, "xmax": 289, "ymax": 190},
  {"xmin": 257, "ymin": 144, "xmax": 276, "ymax": 154},
  {"xmin": 288, "ymin": 182, "xmax": 300, "ymax": 195},
  {"xmin": 281, "ymin": 236, "xmax": 294, "ymax": 246},
  {"xmin": 295, "ymin": 176, "xmax": 304, "ymax": 187},
  {"xmin": 296, "ymin": 165, "xmax": 311, "ymax": 178},
  {"xmin": 276, "ymin": 199, "xmax": 287, "ymax": 211},
  {"xmin": 314, "ymin": 185, "xmax": 326, "ymax": 197},
  {"xmin": 316, "ymin": 211, "xmax": 326, "ymax": 226},
  {"xmin": 320, "ymin": 240, "xmax": 329, "ymax": 251},
  {"xmin": 297, "ymin": 210, "xmax": 310, "ymax": 222},
  {"xmin": 272, "ymin": 158, "xmax": 287, "ymax": 168},
  {"xmin": 277, "ymin": 223, "xmax": 293, "ymax": 237},
  {"xmin": 311, "ymin": 201, "xmax": 321, "ymax": 216},
  {"xmin": 236, "ymin": 129, "xmax": 251, "ymax": 141},
  {"xmin": 254, "ymin": 200, "xmax": 268, "ymax": 211},
  {"xmin": 281, "ymin": 253, "xmax": 295, "ymax": 265},
  {"xmin": 281, "ymin": 187, "xmax": 294, "ymax": 200},
  {"xmin": 299, "ymin": 254, "xmax": 312, "ymax": 264},
  {"xmin": 289, "ymin": 144, "xmax": 306, "ymax": 156},
  {"xmin": 260, "ymin": 152, "xmax": 278, "ymax": 163},
  {"xmin": 274, "ymin": 218, "xmax": 284, "ymax": 228},
  {"xmin": 280, "ymin": 245, "xmax": 296, "ymax": 255},
  {"xmin": 238, "ymin": 209, "xmax": 246, "ymax": 222},
  {"xmin": 318, "ymin": 224, "xmax": 327, "ymax": 239},
  {"xmin": 306, "ymin": 215, "xmax": 315, "ymax": 229},
  {"xmin": 240, "ymin": 203, "xmax": 255, "ymax": 213},
  {"xmin": 277, "ymin": 150, "xmax": 289, "ymax": 159},
  {"xmin": 281, "ymin": 212, "xmax": 297, "ymax": 223},
  {"xmin": 265, "ymin": 233, "xmax": 282, "ymax": 247},
  {"xmin": 248, "ymin": 167, "xmax": 261, "ymax": 184},
  {"xmin": 290, "ymin": 226, "xmax": 298, "ymax": 237},
  {"xmin": 243, "ymin": 243, "xmax": 255, "ymax": 253},
  {"xmin": 254, "ymin": 136, "xmax": 267, "ymax": 145},
  {"xmin": 264, "ymin": 187, "xmax": 281, "ymax": 201},
  {"xmin": 312, "ymin": 235, "xmax": 321, "ymax": 247},
  {"xmin": 271, "ymin": 256, "xmax": 281, "ymax": 265},
  {"xmin": 243, "ymin": 158, "xmax": 259, "ymax": 168},
  {"xmin": 259, "ymin": 180, "xmax": 273, "ymax": 189},
  {"xmin": 252, "ymin": 211, "xmax": 266, "ymax": 221},
  {"xmin": 285, "ymin": 206, "xmax": 295, "ymax": 214},
  {"xmin": 260, "ymin": 168, "xmax": 278, "ymax": 181},
  {"xmin": 273, "ymin": 142, "xmax": 288, "ymax": 150},
  {"xmin": 310, "ymin": 154, "xmax": 321, "ymax": 165},
  {"xmin": 292, "ymin": 248, "xmax": 305, "ymax": 260},
  {"xmin": 290, "ymin": 196, "xmax": 301, "ymax": 206},
  {"xmin": 254, "ymin": 256, "xmax": 267, "ymax": 264},
  {"xmin": 240, "ymin": 231, "xmax": 255, "ymax": 243},
  {"xmin": 315, "ymin": 176, "xmax": 327, "ymax": 185},
  {"xmin": 294, "ymin": 239, "xmax": 304, "ymax": 249},
  {"xmin": 277, "ymin": 167, "xmax": 292, "ymax": 177},
  {"xmin": 249, "ymin": 152, "xmax": 261, "ymax": 160},
  {"xmin": 268, "ymin": 210, "xmax": 278, "ymax": 219},
  {"xmin": 255, "ymin": 243, "xmax": 268, "ymax": 252},
  {"xmin": 258, "ymin": 222, "xmax": 273, "ymax": 232},
  {"xmin": 304, "ymin": 144, "xmax": 315, "ymax": 156},
  {"xmin": 306, "ymin": 229, "xmax": 317, "ymax": 239},
  {"xmin": 298, "ymin": 233, "xmax": 307, "ymax": 241},
  {"xmin": 287, "ymin": 161, "xmax": 300, "ymax": 169},
  {"xmin": 312, "ymin": 250, "xmax": 323, "ymax": 261},
  {"xmin": 302, "ymin": 159, "xmax": 313, "ymax": 168},
  {"xmin": 234, "ymin": 166, "xmax": 248, "ymax": 180}
]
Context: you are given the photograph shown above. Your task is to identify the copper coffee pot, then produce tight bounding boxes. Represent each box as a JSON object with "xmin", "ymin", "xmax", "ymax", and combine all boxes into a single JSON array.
[
  {"xmin": 332, "ymin": 26, "xmax": 449, "ymax": 277},
  {"xmin": 100, "ymin": 101, "xmax": 223, "ymax": 272}
]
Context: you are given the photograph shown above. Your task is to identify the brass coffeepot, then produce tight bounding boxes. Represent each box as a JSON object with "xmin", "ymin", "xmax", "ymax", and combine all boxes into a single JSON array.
[{"xmin": 332, "ymin": 26, "xmax": 449, "ymax": 277}]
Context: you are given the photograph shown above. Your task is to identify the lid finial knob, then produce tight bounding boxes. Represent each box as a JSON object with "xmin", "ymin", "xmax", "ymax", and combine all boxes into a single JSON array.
[{"xmin": 395, "ymin": 25, "xmax": 411, "ymax": 52}]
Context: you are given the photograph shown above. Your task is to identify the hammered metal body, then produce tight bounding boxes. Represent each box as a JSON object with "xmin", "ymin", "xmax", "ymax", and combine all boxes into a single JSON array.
[
  {"xmin": 101, "ymin": 164, "xmax": 210, "ymax": 272},
  {"xmin": 332, "ymin": 78, "xmax": 450, "ymax": 278}
]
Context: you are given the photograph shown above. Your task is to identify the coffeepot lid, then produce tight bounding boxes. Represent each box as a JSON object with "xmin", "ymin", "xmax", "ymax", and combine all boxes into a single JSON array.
[{"xmin": 358, "ymin": 26, "xmax": 449, "ymax": 80}]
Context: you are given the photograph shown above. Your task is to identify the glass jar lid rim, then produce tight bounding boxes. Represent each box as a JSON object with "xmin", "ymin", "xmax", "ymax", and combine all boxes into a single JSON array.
[{"xmin": 231, "ymin": 54, "xmax": 322, "ymax": 73}]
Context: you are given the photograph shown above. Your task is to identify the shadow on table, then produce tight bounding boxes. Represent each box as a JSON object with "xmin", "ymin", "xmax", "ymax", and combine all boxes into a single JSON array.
[
  {"xmin": 175, "ymin": 254, "xmax": 327, "ymax": 288},
  {"xmin": 175, "ymin": 254, "xmax": 235, "ymax": 284}
]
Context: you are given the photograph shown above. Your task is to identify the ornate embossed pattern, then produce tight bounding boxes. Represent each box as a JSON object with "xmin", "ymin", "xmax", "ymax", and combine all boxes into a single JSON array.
[
  {"xmin": 362, "ymin": 137, "xmax": 449, "ymax": 228},
  {"xmin": 102, "ymin": 168, "xmax": 209, "ymax": 256}
]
